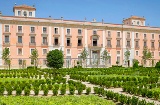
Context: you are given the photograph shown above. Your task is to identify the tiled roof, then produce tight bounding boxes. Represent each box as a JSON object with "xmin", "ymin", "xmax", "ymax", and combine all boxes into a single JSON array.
[{"xmin": 13, "ymin": 4, "xmax": 36, "ymax": 11}]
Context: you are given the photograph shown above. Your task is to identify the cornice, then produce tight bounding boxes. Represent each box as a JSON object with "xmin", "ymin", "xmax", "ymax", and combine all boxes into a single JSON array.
[{"xmin": 0, "ymin": 19, "xmax": 160, "ymax": 33}]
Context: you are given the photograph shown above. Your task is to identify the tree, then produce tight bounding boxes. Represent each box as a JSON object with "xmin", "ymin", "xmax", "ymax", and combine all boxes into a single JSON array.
[
  {"xmin": 30, "ymin": 49, "xmax": 39, "ymax": 70},
  {"xmin": 142, "ymin": 48, "xmax": 152, "ymax": 67},
  {"xmin": 46, "ymin": 49, "xmax": 64, "ymax": 69},
  {"xmin": 101, "ymin": 50, "xmax": 110, "ymax": 67},
  {"xmin": 80, "ymin": 47, "xmax": 88, "ymax": 68},
  {"xmin": 2, "ymin": 48, "xmax": 11, "ymax": 70},
  {"xmin": 155, "ymin": 61, "xmax": 160, "ymax": 70},
  {"xmin": 124, "ymin": 49, "xmax": 130, "ymax": 67},
  {"xmin": 133, "ymin": 59, "xmax": 139, "ymax": 69}
]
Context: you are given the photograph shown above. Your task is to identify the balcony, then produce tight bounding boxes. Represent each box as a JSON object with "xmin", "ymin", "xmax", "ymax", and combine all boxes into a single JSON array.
[
  {"xmin": 53, "ymin": 43, "xmax": 60, "ymax": 47},
  {"xmin": 143, "ymin": 46, "xmax": 148, "ymax": 49},
  {"xmin": 143, "ymin": 37, "xmax": 147, "ymax": 41},
  {"xmin": 106, "ymin": 44, "xmax": 112, "ymax": 48},
  {"xmin": 66, "ymin": 43, "xmax": 72, "ymax": 47},
  {"xmin": 77, "ymin": 43, "xmax": 83, "ymax": 47},
  {"xmin": 65, "ymin": 34, "xmax": 72, "ymax": 37},
  {"xmin": 53, "ymin": 32, "xmax": 60, "ymax": 37},
  {"xmin": 29, "ymin": 42, "xmax": 36, "ymax": 46},
  {"xmin": 106, "ymin": 35, "xmax": 112, "ymax": 39},
  {"xmin": 41, "ymin": 42, "xmax": 48, "ymax": 46},
  {"xmin": 135, "ymin": 45, "xmax": 140, "ymax": 50},
  {"xmin": 88, "ymin": 44, "xmax": 103, "ymax": 49},
  {"xmin": 16, "ymin": 42, "xmax": 23, "ymax": 46},
  {"xmin": 16, "ymin": 30, "xmax": 24, "ymax": 35},
  {"xmin": 3, "ymin": 41, "xmax": 10, "ymax": 47},
  {"xmin": 151, "ymin": 46, "xmax": 155, "ymax": 50},
  {"xmin": 126, "ymin": 45, "xmax": 131, "ymax": 48},
  {"xmin": 116, "ymin": 45, "xmax": 121, "ymax": 48}
]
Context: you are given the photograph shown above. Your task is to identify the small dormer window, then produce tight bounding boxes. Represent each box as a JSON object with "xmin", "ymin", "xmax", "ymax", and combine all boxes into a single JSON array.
[
  {"xmin": 18, "ymin": 11, "xmax": 21, "ymax": 16},
  {"xmin": 29, "ymin": 12, "xmax": 32, "ymax": 16},
  {"xmin": 137, "ymin": 21, "xmax": 139, "ymax": 25},
  {"xmin": 23, "ymin": 11, "xmax": 27, "ymax": 16}
]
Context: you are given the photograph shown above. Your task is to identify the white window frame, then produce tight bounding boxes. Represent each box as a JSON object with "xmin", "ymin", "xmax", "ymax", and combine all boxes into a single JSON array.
[
  {"xmin": 151, "ymin": 33, "xmax": 154, "ymax": 39},
  {"xmin": 78, "ymin": 29, "xmax": 82, "ymax": 35},
  {"xmin": 117, "ymin": 51, "xmax": 120, "ymax": 55},
  {"xmin": 66, "ymin": 28, "xmax": 71, "ymax": 35},
  {"xmin": 17, "ymin": 48, "xmax": 23, "ymax": 55},
  {"xmin": 66, "ymin": 49, "xmax": 71, "ymax": 56},
  {"xmin": 108, "ymin": 31, "xmax": 111, "ymax": 37},
  {"xmin": 29, "ymin": 12, "xmax": 32, "ymax": 16},
  {"xmin": 42, "ymin": 26, "xmax": 47, "ymax": 33},
  {"xmin": 30, "ymin": 48, "xmax": 35, "ymax": 55},
  {"xmin": 117, "ymin": 31, "xmax": 121, "ymax": 38},
  {"xmin": 42, "ymin": 48, "xmax": 47, "ymax": 55},
  {"xmin": 30, "ymin": 26, "xmax": 35, "ymax": 33},
  {"xmin": 135, "ymin": 32, "xmax": 139, "ymax": 38},
  {"xmin": 143, "ymin": 33, "xmax": 147, "ymax": 39},
  {"xmin": 4, "ymin": 24, "xmax": 10, "ymax": 32},
  {"xmin": 18, "ymin": 11, "xmax": 21, "ymax": 16},
  {"xmin": 136, "ymin": 51, "xmax": 138, "ymax": 56},
  {"xmin": 54, "ymin": 27, "xmax": 59, "ymax": 34},
  {"xmin": 17, "ymin": 25, "xmax": 23, "ymax": 33}
]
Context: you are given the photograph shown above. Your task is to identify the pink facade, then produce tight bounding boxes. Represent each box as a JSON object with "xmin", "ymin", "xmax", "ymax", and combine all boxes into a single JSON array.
[{"xmin": 0, "ymin": 5, "xmax": 160, "ymax": 68}]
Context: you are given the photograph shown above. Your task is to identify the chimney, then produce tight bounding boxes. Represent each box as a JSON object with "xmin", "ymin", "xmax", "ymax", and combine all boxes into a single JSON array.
[
  {"xmin": 102, "ymin": 19, "xmax": 104, "ymax": 24},
  {"xmin": 92, "ymin": 18, "xmax": 96, "ymax": 22},
  {"xmin": 0, "ymin": 11, "xmax": 2, "ymax": 16}
]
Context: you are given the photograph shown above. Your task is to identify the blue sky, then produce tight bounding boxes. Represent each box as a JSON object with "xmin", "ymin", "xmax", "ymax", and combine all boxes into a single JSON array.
[{"xmin": 0, "ymin": 0, "xmax": 160, "ymax": 27}]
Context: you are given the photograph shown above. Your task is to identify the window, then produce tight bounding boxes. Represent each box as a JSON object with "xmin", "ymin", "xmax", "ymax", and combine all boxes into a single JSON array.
[
  {"xmin": 67, "ymin": 29, "xmax": 70, "ymax": 35},
  {"xmin": 29, "ymin": 12, "xmax": 32, "ymax": 16},
  {"xmin": 67, "ymin": 49, "xmax": 70, "ymax": 54},
  {"xmin": 30, "ymin": 36, "xmax": 35, "ymax": 43},
  {"xmin": 43, "ymin": 49, "xmax": 47, "ymax": 55},
  {"xmin": 93, "ymin": 38, "xmax": 97, "ymax": 46},
  {"xmin": 117, "ymin": 56, "xmax": 120, "ymax": 64},
  {"xmin": 117, "ymin": 40, "xmax": 120, "ymax": 46},
  {"xmin": 136, "ymin": 33, "xmax": 138, "ymax": 38},
  {"xmin": 127, "ymin": 41, "xmax": 130, "ymax": 47},
  {"xmin": 151, "ymin": 42, "xmax": 154, "ymax": 48},
  {"xmin": 127, "ymin": 32, "xmax": 130, "ymax": 38},
  {"xmin": 18, "ymin": 36, "xmax": 22, "ymax": 43},
  {"xmin": 18, "ymin": 11, "xmax": 21, "ymax": 16},
  {"xmin": 144, "ymin": 41, "xmax": 147, "ymax": 47},
  {"xmin": 117, "ymin": 51, "xmax": 120, "ymax": 55},
  {"xmin": 107, "ymin": 40, "xmax": 111, "ymax": 47},
  {"xmin": 108, "ymin": 31, "xmax": 111, "ymax": 37},
  {"xmin": 152, "ymin": 52, "xmax": 154, "ymax": 56},
  {"xmin": 43, "ymin": 27, "xmax": 47, "ymax": 33},
  {"xmin": 117, "ymin": 32, "xmax": 120, "ymax": 37},
  {"xmin": 4, "ymin": 35, "xmax": 9, "ymax": 43},
  {"xmin": 152, "ymin": 34, "xmax": 154, "ymax": 39},
  {"xmin": 18, "ymin": 59, "xmax": 23, "ymax": 65},
  {"xmin": 30, "ymin": 49, "xmax": 35, "ymax": 55},
  {"xmin": 136, "ymin": 51, "xmax": 138, "ymax": 56},
  {"xmin": 67, "ymin": 38, "xmax": 71, "ymax": 46},
  {"xmin": 5, "ymin": 25, "xmax": 9, "ymax": 32},
  {"xmin": 144, "ymin": 34, "xmax": 146, "ymax": 38},
  {"xmin": 43, "ymin": 59, "xmax": 47, "ymax": 65},
  {"xmin": 18, "ymin": 48, "xmax": 22, "ymax": 55},
  {"xmin": 78, "ymin": 29, "xmax": 82, "ymax": 35},
  {"xmin": 78, "ymin": 39, "xmax": 82, "ymax": 46},
  {"xmin": 54, "ymin": 38, "xmax": 59, "ymax": 45},
  {"xmin": 159, "ymin": 52, "xmax": 160, "ymax": 56},
  {"xmin": 54, "ymin": 28, "xmax": 58, "ymax": 34},
  {"xmin": 18, "ymin": 26, "xmax": 22, "ymax": 33},
  {"xmin": 31, "ymin": 27, "xmax": 35, "ymax": 33},
  {"xmin": 42, "ymin": 37, "xmax": 47, "ymax": 44},
  {"xmin": 135, "ymin": 41, "xmax": 139, "ymax": 47},
  {"xmin": 137, "ymin": 21, "xmax": 139, "ymax": 25},
  {"xmin": 23, "ymin": 11, "xmax": 27, "ymax": 16},
  {"xmin": 93, "ymin": 30, "xmax": 97, "ymax": 35},
  {"xmin": 159, "ymin": 35, "xmax": 160, "ymax": 39}
]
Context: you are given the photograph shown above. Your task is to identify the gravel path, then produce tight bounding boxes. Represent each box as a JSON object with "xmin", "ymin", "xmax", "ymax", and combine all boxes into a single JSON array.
[{"xmin": 66, "ymin": 75, "xmax": 160, "ymax": 105}]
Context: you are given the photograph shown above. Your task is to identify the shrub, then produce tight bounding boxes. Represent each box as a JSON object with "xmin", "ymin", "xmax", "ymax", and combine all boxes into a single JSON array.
[
  {"xmin": 52, "ymin": 87, "xmax": 59, "ymax": 96},
  {"xmin": 0, "ymin": 85, "xmax": 4, "ymax": 95},
  {"xmin": 133, "ymin": 59, "xmax": 139, "ymax": 69},
  {"xmin": 153, "ymin": 91, "xmax": 159, "ymax": 100},
  {"xmin": 43, "ymin": 87, "xmax": 49, "ymax": 96},
  {"xmin": 60, "ymin": 84, "xmax": 66, "ymax": 95},
  {"xmin": 69, "ymin": 85, "xmax": 75, "ymax": 95},
  {"xmin": 86, "ymin": 87, "xmax": 91, "ymax": 95},
  {"xmin": 77, "ymin": 87, "xmax": 83, "ymax": 95},
  {"xmin": 16, "ymin": 87, "xmax": 22, "ymax": 96},
  {"xmin": 155, "ymin": 61, "xmax": 160, "ymax": 69},
  {"xmin": 34, "ymin": 87, "xmax": 39, "ymax": 96},
  {"xmin": 24, "ymin": 87, "xmax": 30, "ymax": 96}
]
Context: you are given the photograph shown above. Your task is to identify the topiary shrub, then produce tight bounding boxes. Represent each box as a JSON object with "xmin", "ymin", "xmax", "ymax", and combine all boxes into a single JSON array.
[
  {"xmin": 60, "ymin": 84, "xmax": 66, "ymax": 95},
  {"xmin": 24, "ymin": 87, "xmax": 30, "ymax": 96},
  {"xmin": 155, "ymin": 61, "xmax": 160, "ymax": 70},
  {"xmin": 86, "ymin": 87, "xmax": 91, "ymax": 95},
  {"xmin": 34, "ymin": 87, "xmax": 39, "ymax": 96},
  {"xmin": 133, "ymin": 59, "xmax": 139, "ymax": 69}
]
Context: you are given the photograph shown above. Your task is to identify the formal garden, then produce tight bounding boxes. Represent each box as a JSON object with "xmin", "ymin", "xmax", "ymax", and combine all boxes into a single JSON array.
[{"xmin": 0, "ymin": 48, "xmax": 160, "ymax": 105}]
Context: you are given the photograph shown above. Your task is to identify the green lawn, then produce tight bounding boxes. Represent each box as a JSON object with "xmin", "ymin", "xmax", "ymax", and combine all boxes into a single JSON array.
[{"xmin": 0, "ymin": 95, "xmax": 115, "ymax": 105}]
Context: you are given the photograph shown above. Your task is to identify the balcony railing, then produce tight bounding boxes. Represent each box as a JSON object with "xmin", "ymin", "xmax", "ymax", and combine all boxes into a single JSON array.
[
  {"xmin": 41, "ymin": 42, "xmax": 48, "ymax": 46},
  {"xmin": 18, "ymin": 30, "xmax": 22, "ymax": 33},
  {"xmin": 77, "ymin": 43, "xmax": 83, "ymax": 46},
  {"xmin": 88, "ymin": 44, "xmax": 103, "ymax": 48},
  {"xmin": 3, "ymin": 41, "xmax": 10, "ymax": 46},
  {"xmin": 116, "ymin": 45, "xmax": 121, "ymax": 48},
  {"xmin": 16, "ymin": 42, "xmax": 23, "ymax": 46},
  {"xmin": 29, "ymin": 42, "xmax": 36, "ymax": 46},
  {"xmin": 5, "ymin": 29, "xmax": 9, "ymax": 32},
  {"xmin": 143, "ymin": 46, "xmax": 148, "ymax": 49},
  {"xmin": 53, "ymin": 43, "xmax": 60, "ymax": 46},
  {"xmin": 135, "ymin": 45, "xmax": 140, "ymax": 49},
  {"xmin": 30, "ymin": 31, "xmax": 35, "ymax": 33},
  {"xmin": 66, "ymin": 43, "xmax": 72, "ymax": 46},
  {"xmin": 106, "ymin": 44, "xmax": 112, "ymax": 48},
  {"xmin": 126, "ymin": 45, "xmax": 131, "ymax": 48}
]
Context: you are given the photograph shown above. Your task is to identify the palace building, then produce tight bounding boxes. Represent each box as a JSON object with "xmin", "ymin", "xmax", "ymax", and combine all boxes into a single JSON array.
[{"xmin": 0, "ymin": 4, "xmax": 160, "ymax": 68}]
